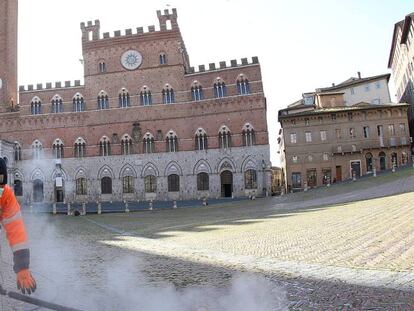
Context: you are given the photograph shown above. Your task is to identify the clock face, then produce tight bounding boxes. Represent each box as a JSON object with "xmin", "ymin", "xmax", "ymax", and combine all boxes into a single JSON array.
[{"xmin": 121, "ymin": 50, "xmax": 142, "ymax": 70}]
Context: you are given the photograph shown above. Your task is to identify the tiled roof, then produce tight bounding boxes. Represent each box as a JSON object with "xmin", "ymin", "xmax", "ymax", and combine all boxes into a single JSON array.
[{"xmin": 317, "ymin": 74, "xmax": 390, "ymax": 92}]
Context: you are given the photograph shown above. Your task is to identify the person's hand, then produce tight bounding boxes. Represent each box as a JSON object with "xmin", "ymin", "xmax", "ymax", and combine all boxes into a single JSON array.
[{"xmin": 16, "ymin": 269, "xmax": 36, "ymax": 294}]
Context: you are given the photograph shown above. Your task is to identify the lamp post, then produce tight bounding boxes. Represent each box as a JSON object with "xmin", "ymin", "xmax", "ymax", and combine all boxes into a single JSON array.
[{"xmin": 373, "ymin": 158, "xmax": 377, "ymax": 177}]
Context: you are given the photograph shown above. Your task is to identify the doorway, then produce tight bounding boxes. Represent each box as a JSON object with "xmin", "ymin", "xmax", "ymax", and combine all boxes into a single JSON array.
[
  {"xmin": 335, "ymin": 166, "xmax": 342, "ymax": 182},
  {"xmin": 379, "ymin": 152, "xmax": 386, "ymax": 170},
  {"xmin": 350, "ymin": 161, "xmax": 361, "ymax": 178},
  {"xmin": 220, "ymin": 170, "xmax": 233, "ymax": 197},
  {"xmin": 33, "ymin": 179, "xmax": 44, "ymax": 202}
]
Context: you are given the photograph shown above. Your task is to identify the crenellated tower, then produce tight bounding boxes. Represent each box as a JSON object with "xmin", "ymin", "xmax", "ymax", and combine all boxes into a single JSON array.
[{"xmin": 0, "ymin": 0, "xmax": 18, "ymax": 112}]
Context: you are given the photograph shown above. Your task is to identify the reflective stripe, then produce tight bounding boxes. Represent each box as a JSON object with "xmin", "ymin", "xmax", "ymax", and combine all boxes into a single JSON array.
[
  {"xmin": 11, "ymin": 242, "xmax": 28, "ymax": 252},
  {"xmin": 1, "ymin": 211, "xmax": 22, "ymax": 225}
]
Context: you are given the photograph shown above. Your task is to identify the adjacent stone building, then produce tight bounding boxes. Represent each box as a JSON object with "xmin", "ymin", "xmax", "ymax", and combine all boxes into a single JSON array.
[
  {"xmin": 0, "ymin": 0, "xmax": 271, "ymax": 204},
  {"xmin": 278, "ymin": 73, "xmax": 411, "ymax": 192}
]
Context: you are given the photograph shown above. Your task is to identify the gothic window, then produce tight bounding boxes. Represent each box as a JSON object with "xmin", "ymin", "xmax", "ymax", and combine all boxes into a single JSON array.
[
  {"xmin": 73, "ymin": 93, "xmax": 85, "ymax": 112},
  {"xmin": 97, "ymin": 91, "xmax": 109, "ymax": 109},
  {"xmin": 213, "ymin": 78, "xmax": 226, "ymax": 98},
  {"xmin": 101, "ymin": 176, "xmax": 112, "ymax": 194},
  {"xmin": 143, "ymin": 132, "xmax": 155, "ymax": 154},
  {"xmin": 159, "ymin": 53, "xmax": 167, "ymax": 65},
  {"xmin": 244, "ymin": 169, "xmax": 257, "ymax": 189},
  {"xmin": 98, "ymin": 61, "xmax": 106, "ymax": 73},
  {"xmin": 74, "ymin": 137, "xmax": 86, "ymax": 158},
  {"xmin": 191, "ymin": 81, "xmax": 203, "ymax": 101},
  {"xmin": 31, "ymin": 97, "xmax": 42, "ymax": 115},
  {"xmin": 197, "ymin": 172, "xmax": 209, "ymax": 191},
  {"xmin": 31, "ymin": 140, "xmax": 43, "ymax": 159},
  {"xmin": 195, "ymin": 128, "xmax": 208, "ymax": 150},
  {"xmin": 162, "ymin": 84, "xmax": 175, "ymax": 104},
  {"xmin": 140, "ymin": 86, "xmax": 152, "ymax": 106},
  {"xmin": 51, "ymin": 95, "xmax": 63, "ymax": 113},
  {"xmin": 99, "ymin": 136, "xmax": 111, "ymax": 156},
  {"xmin": 119, "ymin": 88, "xmax": 130, "ymax": 108},
  {"xmin": 52, "ymin": 138, "xmax": 64, "ymax": 159},
  {"xmin": 144, "ymin": 175, "xmax": 157, "ymax": 193},
  {"xmin": 242, "ymin": 123, "xmax": 255, "ymax": 146},
  {"xmin": 236, "ymin": 74, "xmax": 250, "ymax": 95},
  {"xmin": 166, "ymin": 130, "xmax": 178, "ymax": 152},
  {"xmin": 168, "ymin": 174, "xmax": 180, "ymax": 192},
  {"xmin": 14, "ymin": 142, "xmax": 22, "ymax": 161},
  {"xmin": 218, "ymin": 126, "xmax": 232, "ymax": 149},
  {"xmin": 122, "ymin": 176, "xmax": 134, "ymax": 193},
  {"xmin": 76, "ymin": 178, "xmax": 87, "ymax": 195},
  {"xmin": 121, "ymin": 134, "xmax": 132, "ymax": 155}
]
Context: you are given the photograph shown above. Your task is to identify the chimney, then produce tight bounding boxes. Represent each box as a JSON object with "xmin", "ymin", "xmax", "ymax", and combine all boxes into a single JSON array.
[
  {"xmin": 357, "ymin": 71, "xmax": 361, "ymax": 79},
  {"xmin": 332, "ymin": 83, "xmax": 335, "ymax": 87}
]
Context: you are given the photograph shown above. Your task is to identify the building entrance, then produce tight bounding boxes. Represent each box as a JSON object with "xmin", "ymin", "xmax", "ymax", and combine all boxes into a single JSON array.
[
  {"xmin": 220, "ymin": 170, "xmax": 233, "ymax": 197},
  {"xmin": 33, "ymin": 179, "xmax": 44, "ymax": 202}
]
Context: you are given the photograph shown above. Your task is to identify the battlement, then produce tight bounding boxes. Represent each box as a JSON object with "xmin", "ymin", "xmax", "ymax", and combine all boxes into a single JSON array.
[
  {"xmin": 19, "ymin": 80, "xmax": 84, "ymax": 92},
  {"xmin": 186, "ymin": 57, "xmax": 260, "ymax": 75},
  {"xmin": 80, "ymin": 8, "xmax": 179, "ymax": 43}
]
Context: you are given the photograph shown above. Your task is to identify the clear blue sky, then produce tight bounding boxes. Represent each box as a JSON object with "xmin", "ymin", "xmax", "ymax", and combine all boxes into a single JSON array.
[{"xmin": 18, "ymin": 0, "xmax": 414, "ymax": 164}]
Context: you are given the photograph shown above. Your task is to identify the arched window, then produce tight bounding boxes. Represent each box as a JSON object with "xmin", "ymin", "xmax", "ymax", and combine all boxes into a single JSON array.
[
  {"xmin": 218, "ymin": 126, "xmax": 231, "ymax": 149},
  {"xmin": 191, "ymin": 81, "xmax": 203, "ymax": 101},
  {"xmin": 14, "ymin": 142, "xmax": 21, "ymax": 161},
  {"xmin": 213, "ymin": 78, "xmax": 226, "ymax": 98},
  {"xmin": 166, "ymin": 130, "xmax": 178, "ymax": 152},
  {"xmin": 52, "ymin": 138, "xmax": 64, "ymax": 159},
  {"xmin": 197, "ymin": 172, "xmax": 209, "ymax": 191},
  {"xmin": 98, "ymin": 61, "xmax": 106, "ymax": 73},
  {"xmin": 14, "ymin": 179, "xmax": 23, "ymax": 196},
  {"xmin": 236, "ymin": 74, "xmax": 250, "ymax": 95},
  {"xmin": 159, "ymin": 53, "xmax": 167, "ymax": 65},
  {"xmin": 99, "ymin": 136, "xmax": 111, "ymax": 156},
  {"xmin": 101, "ymin": 177, "xmax": 112, "ymax": 194},
  {"xmin": 73, "ymin": 93, "xmax": 85, "ymax": 112},
  {"xmin": 121, "ymin": 134, "xmax": 132, "ymax": 155},
  {"xmin": 168, "ymin": 174, "xmax": 180, "ymax": 192},
  {"xmin": 140, "ymin": 86, "xmax": 152, "ymax": 106},
  {"xmin": 365, "ymin": 153, "xmax": 373, "ymax": 172},
  {"xmin": 244, "ymin": 169, "xmax": 257, "ymax": 189},
  {"xmin": 97, "ymin": 91, "xmax": 109, "ymax": 109},
  {"xmin": 122, "ymin": 176, "xmax": 134, "ymax": 193},
  {"xmin": 51, "ymin": 95, "xmax": 63, "ymax": 113},
  {"xmin": 31, "ymin": 140, "xmax": 43, "ymax": 159},
  {"xmin": 76, "ymin": 178, "xmax": 87, "ymax": 195},
  {"xmin": 74, "ymin": 137, "xmax": 86, "ymax": 158},
  {"xmin": 162, "ymin": 84, "xmax": 175, "ymax": 104},
  {"xmin": 143, "ymin": 132, "xmax": 155, "ymax": 154},
  {"xmin": 31, "ymin": 97, "xmax": 42, "ymax": 115},
  {"xmin": 195, "ymin": 128, "xmax": 208, "ymax": 151},
  {"xmin": 119, "ymin": 88, "xmax": 130, "ymax": 108},
  {"xmin": 144, "ymin": 175, "xmax": 157, "ymax": 193},
  {"xmin": 242, "ymin": 123, "xmax": 255, "ymax": 146}
]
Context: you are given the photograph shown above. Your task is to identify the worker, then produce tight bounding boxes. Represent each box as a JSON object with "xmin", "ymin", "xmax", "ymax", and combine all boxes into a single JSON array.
[{"xmin": 0, "ymin": 158, "xmax": 36, "ymax": 295}]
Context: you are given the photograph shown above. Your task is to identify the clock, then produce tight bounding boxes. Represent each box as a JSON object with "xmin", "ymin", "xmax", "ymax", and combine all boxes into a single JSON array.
[{"xmin": 121, "ymin": 50, "xmax": 142, "ymax": 70}]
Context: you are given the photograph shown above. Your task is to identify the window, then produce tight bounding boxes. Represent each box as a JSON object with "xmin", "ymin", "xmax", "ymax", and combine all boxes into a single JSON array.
[
  {"xmin": 159, "ymin": 53, "xmax": 167, "ymax": 65},
  {"xmin": 242, "ymin": 123, "xmax": 255, "ymax": 146},
  {"xmin": 350, "ymin": 88, "xmax": 355, "ymax": 95},
  {"xmin": 389, "ymin": 124, "xmax": 396, "ymax": 136},
  {"xmin": 32, "ymin": 140, "xmax": 42, "ymax": 159},
  {"xmin": 335, "ymin": 129, "xmax": 341, "ymax": 139},
  {"xmin": 76, "ymin": 178, "xmax": 87, "ymax": 195},
  {"xmin": 377, "ymin": 125, "xmax": 384, "ymax": 137},
  {"xmin": 244, "ymin": 170, "xmax": 257, "ymax": 189},
  {"xmin": 166, "ymin": 131, "xmax": 178, "ymax": 152},
  {"xmin": 290, "ymin": 133, "xmax": 297, "ymax": 144},
  {"xmin": 143, "ymin": 133, "xmax": 155, "ymax": 154},
  {"xmin": 305, "ymin": 118, "xmax": 310, "ymax": 126},
  {"xmin": 292, "ymin": 155, "xmax": 298, "ymax": 163},
  {"xmin": 375, "ymin": 81, "xmax": 381, "ymax": 89},
  {"xmin": 306, "ymin": 169, "xmax": 317, "ymax": 187},
  {"xmin": 119, "ymin": 88, "xmax": 130, "ymax": 108},
  {"xmin": 101, "ymin": 177, "xmax": 112, "ymax": 194},
  {"xmin": 323, "ymin": 153, "xmax": 329, "ymax": 161},
  {"xmin": 191, "ymin": 82, "xmax": 203, "ymax": 101},
  {"xmin": 195, "ymin": 128, "xmax": 208, "ymax": 151},
  {"xmin": 197, "ymin": 172, "xmax": 209, "ymax": 191},
  {"xmin": 14, "ymin": 143, "xmax": 21, "ymax": 161},
  {"xmin": 120, "ymin": 134, "xmax": 132, "ymax": 155},
  {"xmin": 362, "ymin": 111, "xmax": 367, "ymax": 120},
  {"xmin": 31, "ymin": 97, "xmax": 42, "ymax": 115},
  {"xmin": 74, "ymin": 137, "xmax": 86, "ymax": 158},
  {"xmin": 236, "ymin": 75, "xmax": 250, "ymax": 95},
  {"xmin": 305, "ymin": 131, "xmax": 312, "ymax": 142},
  {"xmin": 73, "ymin": 93, "xmax": 85, "ymax": 112},
  {"xmin": 352, "ymin": 145, "xmax": 357, "ymax": 152},
  {"xmin": 331, "ymin": 114, "xmax": 337, "ymax": 121},
  {"xmin": 219, "ymin": 126, "xmax": 231, "ymax": 149},
  {"xmin": 99, "ymin": 136, "xmax": 111, "ymax": 156},
  {"xmin": 52, "ymin": 139, "xmax": 64, "ymax": 159},
  {"xmin": 291, "ymin": 119, "xmax": 296, "ymax": 125},
  {"xmin": 400, "ymin": 123, "xmax": 406, "ymax": 134},
  {"xmin": 347, "ymin": 112, "xmax": 353, "ymax": 121},
  {"xmin": 162, "ymin": 85, "xmax": 175, "ymax": 104},
  {"xmin": 168, "ymin": 174, "xmax": 180, "ymax": 192},
  {"xmin": 213, "ymin": 78, "xmax": 226, "ymax": 98},
  {"xmin": 349, "ymin": 128, "xmax": 356, "ymax": 138},
  {"xmin": 98, "ymin": 61, "xmax": 106, "ymax": 73},
  {"xmin": 122, "ymin": 176, "xmax": 134, "ymax": 193},
  {"xmin": 144, "ymin": 175, "xmax": 157, "ymax": 193},
  {"xmin": 320, "ymin": 130, "xmax": 327, "ymax": 141},
  {"xmin": 97, "ymin": 91, "xmax": 109, "ymax": 109},
  {"xmin": 363, "ymin": 126, "xmax": 370, "ymax": 138},
  {"xmin": 51, "ymin": 95, "xmax": 63, "ymax": 113},
  {"xmin": 140, "ymin": 87, "xmax": 152, "ymax": 106}
]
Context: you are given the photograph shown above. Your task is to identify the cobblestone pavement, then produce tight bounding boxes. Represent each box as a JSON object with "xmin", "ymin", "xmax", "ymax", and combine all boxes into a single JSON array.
[{"xmin": 1, "ymin": 170, "xmax": 414, "ymax": 310}]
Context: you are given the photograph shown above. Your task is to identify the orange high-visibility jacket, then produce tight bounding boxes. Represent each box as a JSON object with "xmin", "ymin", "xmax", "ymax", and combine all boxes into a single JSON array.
[{"xmin": 0, "ymin": 185, "xmax": 30, "ymax": 273}]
